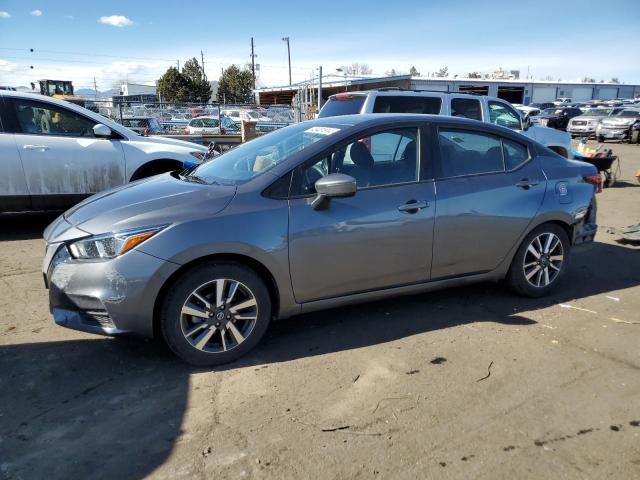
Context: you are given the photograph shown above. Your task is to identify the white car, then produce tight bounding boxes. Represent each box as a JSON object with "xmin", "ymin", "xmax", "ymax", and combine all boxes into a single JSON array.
[
  {"xmin": 0, "ymin": 91, "xmax": 207, "ymax": 212},
  {"xmin": 318, "ymin": 90, "xmax": 572, "ymax": 158},
  {"xmin": 553, "ymin": 97, "xmax": 573, "ymax": 105},
  {"xmin": 222, "ymin": 109, "xmax": 271, "ymax": 123},
  {"xmin": 184, "ymin": 116, "xmax": 221, "ymax": 135}
]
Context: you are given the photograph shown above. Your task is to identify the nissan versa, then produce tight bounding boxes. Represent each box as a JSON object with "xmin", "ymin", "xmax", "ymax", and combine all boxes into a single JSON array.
[{"xmin": 43, "ymin": 115, "xmax": 600, "ymax": 366}]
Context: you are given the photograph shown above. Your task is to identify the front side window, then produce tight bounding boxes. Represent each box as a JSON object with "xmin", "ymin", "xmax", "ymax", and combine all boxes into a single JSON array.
[
  {"xmin": 14, "ymin": 99, "xmax": 97, "ymax": 137},
  {"xmin": 488, "ymin": 101, "xmax": 522, "ymax": 129},
  {"xmin": 296, "ymin": 128, "xmax": 419, "ymax": 195},
  {"xmin": 450, "ymin": 98, "xmax": 482, "ymax": 121},
  {"xmin": 438, "ymin": 129, "xmax": 503, "ymax": 178},
  {"xmin": 373, "ymin": 96, "xmax": 442, "ymax": 114}
]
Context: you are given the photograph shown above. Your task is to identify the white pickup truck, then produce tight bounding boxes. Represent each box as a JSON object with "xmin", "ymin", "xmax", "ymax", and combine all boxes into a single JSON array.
[{"xmin": 318, "ymin": 89, "xmax": 572, "ymax": 158}]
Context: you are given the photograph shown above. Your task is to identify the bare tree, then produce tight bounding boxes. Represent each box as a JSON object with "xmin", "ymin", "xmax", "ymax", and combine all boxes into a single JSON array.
[
  {"xmin": 385, "ymin": 68, "xmax": 397, "ymax": 76},
  {"xmin": 409, "ymin": 66, "xmax": 420, "ymax": 76},
  {"xmin": 609, "ymin": 77, "xmax": 620, "ymax": 83},
  {"xmin": 346, "ymin": 63, "xmax": 372, "ymax": 75},
  {"xmin": 468, "ymin": 72, "xmax": 481, "ymax": 78},
  {"xmin": 582, "ymin": 77, "xmax": 596, "ymax": 83}
]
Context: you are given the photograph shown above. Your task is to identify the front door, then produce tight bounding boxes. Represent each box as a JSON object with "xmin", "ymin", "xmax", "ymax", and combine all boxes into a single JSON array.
[
  {"xmin": 9, "ymin": 98, "xmax": 125, "ymax": 210},
  {"xmin": 288, "ymin": 127, "xmax": 436, "ymax": 303},
  {"xmin": 432, "ymin": 127, "xmax": 545, "ymax": 279}
]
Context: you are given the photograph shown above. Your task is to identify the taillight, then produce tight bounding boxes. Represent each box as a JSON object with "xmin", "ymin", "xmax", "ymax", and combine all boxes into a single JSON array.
[
  {"xmin": 584, "ymin": 175, "xmax": 603, "ymax": 193},
  {"xmin": 184, "ymin": 128, "xmax": 189, "ymax": 134},
  {"xmin": 143, "ymin": 127, "xmax": 150, "ymax": 136}
]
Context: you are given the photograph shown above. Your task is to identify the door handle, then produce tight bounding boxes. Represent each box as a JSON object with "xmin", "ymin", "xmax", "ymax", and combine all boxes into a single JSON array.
[
  {"xmin": 515, "ymin": 178, "xmax": 539, "ymax": 189},
  {"xmin": 23, "ymin": 145, "xmax": 50, "ymax": 151},
  {"xmin": 398, "ymin": 200, "xmax": 429, "ymax": 214}
]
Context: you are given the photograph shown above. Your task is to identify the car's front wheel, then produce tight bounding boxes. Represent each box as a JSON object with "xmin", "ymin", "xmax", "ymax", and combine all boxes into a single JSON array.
[
  {"xmin": 160, "ymin": 262, "xmax": 272, "ymax": 366},
  {"xmin": 506, "ymin": 224, "xmax": 570, "ymax": 297}
]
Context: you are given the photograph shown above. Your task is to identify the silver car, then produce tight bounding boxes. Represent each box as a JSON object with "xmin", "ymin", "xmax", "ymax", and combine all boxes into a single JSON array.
[
  {"xmin": 43, "ymin": 115, "xmax": 600, "ymax": 366},
  {"xmin": 567, "ymin": 108, "xmax": 624, "ymax": 137}
]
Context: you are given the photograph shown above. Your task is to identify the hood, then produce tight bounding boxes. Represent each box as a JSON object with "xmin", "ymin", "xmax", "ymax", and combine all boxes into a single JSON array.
[
  {"xmin": 62, "ymin": 173, "xmax": 236, "ymax": 235},
  {"xmin": 132, "ymin": 134, "xmax": 208, "ymax": 151},
  {"xmin": 600, "ymin": 117, "xmax": 636, "ymax": 126}
]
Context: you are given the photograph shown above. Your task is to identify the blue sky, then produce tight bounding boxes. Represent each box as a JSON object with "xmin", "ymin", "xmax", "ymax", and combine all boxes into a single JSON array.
[{"xmin": 0, "ymin": 0, "xmax": 638, "ymax": 90}]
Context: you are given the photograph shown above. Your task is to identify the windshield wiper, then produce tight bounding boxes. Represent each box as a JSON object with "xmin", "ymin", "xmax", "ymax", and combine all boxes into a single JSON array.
[{"xmin": 179, "ymin": 173, "xmax": 209, "ymax": 184}]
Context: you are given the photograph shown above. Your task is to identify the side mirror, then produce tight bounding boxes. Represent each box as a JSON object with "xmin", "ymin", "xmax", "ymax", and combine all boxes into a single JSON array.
[
  {"xmin": 311, "ymin": 173, "xmax": 357, "ymax": 209},
  {"xmin": 93, "ymin": 123, "xmax": 112, "ymax": 138},
  {"xmin": 522, "ymin": 116, "xmax": 531, "ymax": 131}
]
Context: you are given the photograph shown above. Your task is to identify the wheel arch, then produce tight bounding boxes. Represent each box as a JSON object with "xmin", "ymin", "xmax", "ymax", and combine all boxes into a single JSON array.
[
  {"xmin": 130, "ymin": 158, "xmax": 184, "ymax": 181},
  {"xmin": 152, "ymin": 253, "xmax": 280, "ymax": 339},
  {"xmin": 547, "ymin": 145, "xmax": 569, "ymax": 158}
]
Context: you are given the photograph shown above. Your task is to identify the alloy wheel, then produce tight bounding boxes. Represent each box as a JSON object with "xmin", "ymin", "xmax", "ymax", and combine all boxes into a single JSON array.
[
  {"xmin": 180, "ymin": 279, "xmax": 258, "ymax": 353},
  {"xmin": 522, "ymin": 232, "xmax": 564, "ymax": 288}
]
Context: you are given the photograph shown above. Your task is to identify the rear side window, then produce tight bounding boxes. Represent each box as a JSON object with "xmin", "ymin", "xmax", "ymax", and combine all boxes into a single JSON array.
[
  {"xmin": 318, "ymin": 95, "xmax": 366, "ymax": 118},
  {"xmin": 438, "ymin": 129, "xmax": 503, "ymax": 178},
  {"xmin": 502, "ymin": 139, "xmax": 529, "ymax": 170},
  {"xmin": 373, "ymin": 96, "xmax": 442, "ymax": 114},
  {"xmin": 451, "ymin": 98, "xmax": 482, "ymax": 121}
]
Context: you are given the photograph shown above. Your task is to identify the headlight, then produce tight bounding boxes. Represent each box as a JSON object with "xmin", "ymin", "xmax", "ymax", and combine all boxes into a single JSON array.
[
  {"xmin": 68, "ymin": 226, "xmax": 166, "ymax": 260},
  {"xmin": 190, "ymin": 151, "xmax": 205, "ymax": 160}
]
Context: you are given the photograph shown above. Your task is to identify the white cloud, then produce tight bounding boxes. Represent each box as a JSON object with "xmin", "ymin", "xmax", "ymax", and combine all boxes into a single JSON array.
[
  {"xmin": 98, "ymin": 15, "xmax": 133, "ymax": 27},
  {"xmin": 0, "ymin": 11, "xmax": 11, "ymax": 18},
  {"xmin": 64, "ymin": 15, "xmax": 74, "ymax": 20},
  {"xmin": 31, "ymin": 9, "xmax": 43, "ymax": 16}
]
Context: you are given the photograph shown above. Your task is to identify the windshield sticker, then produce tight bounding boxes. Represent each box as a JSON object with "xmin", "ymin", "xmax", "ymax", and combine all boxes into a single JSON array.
[{"xmin": 304, "ymin": 126, "xmax": 340, "ymax": 136}]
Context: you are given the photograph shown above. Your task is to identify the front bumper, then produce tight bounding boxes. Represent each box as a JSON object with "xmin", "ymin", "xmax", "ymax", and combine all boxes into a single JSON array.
[
  {"xmin": 568, "ymin": 125, "xmax": 596, "ymax": 135},
  {"xmin": 597, "ymin": 127, "xmax": 629, "ymax": 139},
  {"xmin": 44, "ymin": 244, "xmax": 180, "ymax": 337}
]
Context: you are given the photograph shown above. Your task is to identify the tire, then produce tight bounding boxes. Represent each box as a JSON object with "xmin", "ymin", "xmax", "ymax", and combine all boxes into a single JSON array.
[
  {"xmin": 597, "ymin": 135, "xmax": 605, "ymax": 143},
  {"xmin": 631, "ymin": 130, "xmax": 640, "ymax": 144},
  {"xmin": 160, "ymin": 261, "xmax": 272, "ymax": 366},
  {"xmin": 506, "ymin": 224, "xmax": 571, "ymax": 298}
]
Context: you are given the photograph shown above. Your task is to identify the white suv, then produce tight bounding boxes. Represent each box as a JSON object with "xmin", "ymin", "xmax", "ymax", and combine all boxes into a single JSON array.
[
  {"xmin": 318, "ymin": 90, "xmax": 572, "ymax": 158},
  {"xmin": 0, "ymin": 91, "xmax": 207, "ymax": 213}
]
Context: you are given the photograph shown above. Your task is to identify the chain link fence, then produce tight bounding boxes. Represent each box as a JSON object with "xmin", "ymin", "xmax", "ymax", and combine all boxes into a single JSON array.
[{"xmin": 84, "ymin": 100, "xmax": 295, "ymax": 135}]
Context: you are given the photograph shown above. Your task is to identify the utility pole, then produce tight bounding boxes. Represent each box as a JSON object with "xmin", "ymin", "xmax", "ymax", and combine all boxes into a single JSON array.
[
  {"xmin": 282, "ymin": 37, "xmax": 292, "ymax": 85},
  {"xmin": 250, "ymin": 38, "xmax": 256, "ymax": 90},
  {"xmin": 318, "ymin": 66, "xmax": 323, "ymax": 111},
  {"xmin": 93, "ymin": 77, "xmax": 98, "ymax": 101},
  {"xmin": 201, "ymin": 50, "xmax": 207, "ymax": 80},
  {"xmin": 176, "ymin": 60, "xmax": 180, "ymax": 71}
]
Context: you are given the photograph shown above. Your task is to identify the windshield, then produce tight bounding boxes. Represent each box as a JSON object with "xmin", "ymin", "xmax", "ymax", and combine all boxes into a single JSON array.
[
  {"xmin": 541, "ymin": 108, "xmax": 560, "ymax": 115},
  {"xmin": 188, "ymin": 122, "xmax": 343, "ymax": 184},
  {"xmin": 616, "ymin": 110, "xmax": 640, "ymax": 117},
  {"xmin": 584, "ymin": 109, "xmax": 612, "ymax": 116},
  {"xmin": 318, "ymin": 95, "xmax": 366, "ymax": 118},
  {"xmin": 247, "ymin": 111, "xmax": 261, "ymax": 119}
]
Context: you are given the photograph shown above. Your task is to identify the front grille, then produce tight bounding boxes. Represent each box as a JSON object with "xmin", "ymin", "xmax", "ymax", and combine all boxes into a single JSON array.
[
  {"xmin": 573, "ymin": 121, "xmax": 587, "ymax": 126},
  {"xmin": 80, "ymin": 310, "xmax": 115, "ymax": 329}
]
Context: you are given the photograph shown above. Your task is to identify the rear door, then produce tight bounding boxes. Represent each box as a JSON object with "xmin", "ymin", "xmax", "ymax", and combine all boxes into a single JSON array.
[
  {"xmin": 431, "ymin": 125, "xmax": 544, "ymax": 279},
  {"xmin": 0, "ymin": 96, "xmax": 30, "ymax": 211},
  {"xmin": 8, "ymin": 97, "xmax": 126, "ymax": 210}
]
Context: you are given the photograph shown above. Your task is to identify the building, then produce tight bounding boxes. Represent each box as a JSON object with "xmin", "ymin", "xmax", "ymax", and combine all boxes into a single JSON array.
[
  {"xmin": 112, "ymin": 82, "xmax": 158, "ymax": 105},
  {"xmin": 256, "ymin": 74, "xmax": 640, "ymax": 106}
]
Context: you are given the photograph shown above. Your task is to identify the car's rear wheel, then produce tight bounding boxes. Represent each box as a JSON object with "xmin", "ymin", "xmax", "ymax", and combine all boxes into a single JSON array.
[
  {"xmin": 631, "ymin": 130, "xmax": 639, "ymax": 144},
  {"xmin": 160, "ymin": 262, "xmax": 271, "ymax": 366},
  {"xmin": 506, "ymin": 224, "xmax": 570, "ymax": 297},
  {"xmin": 597, "ymin": 135, "xmax": 605, "ymax": 143}
]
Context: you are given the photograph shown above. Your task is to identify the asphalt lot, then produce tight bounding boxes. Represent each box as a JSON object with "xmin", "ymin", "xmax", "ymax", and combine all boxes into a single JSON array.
[{"xmin": 1, "ymin": 140, "xmax": 639, "ymax": 480}]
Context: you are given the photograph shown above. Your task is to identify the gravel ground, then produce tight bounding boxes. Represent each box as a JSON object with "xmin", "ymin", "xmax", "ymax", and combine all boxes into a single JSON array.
[{"xmin": 1, "ymin": 140, "xmax": 639, "ymax": 480}]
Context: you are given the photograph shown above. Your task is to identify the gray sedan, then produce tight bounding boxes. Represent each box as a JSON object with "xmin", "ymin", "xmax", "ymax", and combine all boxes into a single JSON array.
[{"xmin": 43, "ymin": 115, "xmax": 600, "ymax": 366}]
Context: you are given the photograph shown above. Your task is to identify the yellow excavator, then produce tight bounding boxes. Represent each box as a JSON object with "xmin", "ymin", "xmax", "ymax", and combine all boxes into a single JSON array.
[{"xmin": 37, "ymin": 79, "xmax": 86, "ymax": 107}]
